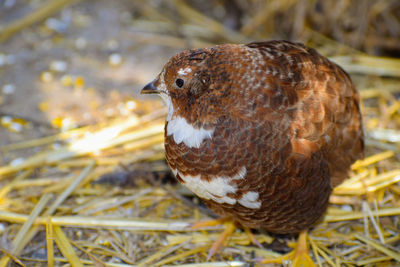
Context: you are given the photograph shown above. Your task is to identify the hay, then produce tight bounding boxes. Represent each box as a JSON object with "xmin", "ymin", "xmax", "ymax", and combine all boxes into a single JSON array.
[{"xmin": 1, "ymin": 0, "xmax": 400, "ymax": 266}]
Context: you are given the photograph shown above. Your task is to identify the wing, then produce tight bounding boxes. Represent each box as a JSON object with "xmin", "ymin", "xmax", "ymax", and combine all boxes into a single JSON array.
[{"xmin": 241, "ymin": 40, "xmax": 364, "ymax": 187}]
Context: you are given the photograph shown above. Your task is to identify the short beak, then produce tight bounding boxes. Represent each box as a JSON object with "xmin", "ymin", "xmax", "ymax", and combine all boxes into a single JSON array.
[{"xmin": 141, "ymin": 79, "xmax": 159, "ymax": 94}]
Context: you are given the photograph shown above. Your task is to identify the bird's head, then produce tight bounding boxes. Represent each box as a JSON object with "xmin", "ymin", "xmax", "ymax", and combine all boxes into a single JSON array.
[{"xmin": 141, "ymin": 45, "xmax": 242, "ymax": 128}]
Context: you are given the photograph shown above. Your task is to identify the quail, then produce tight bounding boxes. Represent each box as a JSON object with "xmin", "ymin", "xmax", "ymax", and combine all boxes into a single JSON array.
[{"xmin": 141, "ymin": 40, "xmax": 364, "ymax": 264}]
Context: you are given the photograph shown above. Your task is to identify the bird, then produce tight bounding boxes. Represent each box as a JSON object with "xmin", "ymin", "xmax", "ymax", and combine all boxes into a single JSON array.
[{"xmin": 141, "ymin": 40, "xmax": 364, "ymax": 265}]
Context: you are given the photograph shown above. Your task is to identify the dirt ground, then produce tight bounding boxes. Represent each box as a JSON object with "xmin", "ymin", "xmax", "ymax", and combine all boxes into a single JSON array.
[{"xmin": 0, "ymin": 0, "xmax": 179, "ymax": 155}]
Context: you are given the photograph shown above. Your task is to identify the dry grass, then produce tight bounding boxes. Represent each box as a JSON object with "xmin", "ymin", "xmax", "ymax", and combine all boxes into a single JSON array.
[{"xmin": 1, "ymin": 0, "xmax": 400, "ymax": 266}]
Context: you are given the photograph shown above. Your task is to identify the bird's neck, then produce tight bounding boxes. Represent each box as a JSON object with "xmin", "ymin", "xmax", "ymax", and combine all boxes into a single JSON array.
[{"xmin": 166, "ymin": 114, "xmax": 215, "ymax": 149}]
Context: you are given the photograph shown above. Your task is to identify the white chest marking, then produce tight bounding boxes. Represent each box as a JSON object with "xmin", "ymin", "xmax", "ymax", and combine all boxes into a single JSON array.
[
  {"xmin": 238, "ymin": 191, "xmax": 261, "ymax": 209},
  {"xmin": 173, "ymin": 167, "xmax": 256, "ymax": 207},
  {"xmin": 167, "ymin": 116, "xmax": 214, "ymax": 148}
]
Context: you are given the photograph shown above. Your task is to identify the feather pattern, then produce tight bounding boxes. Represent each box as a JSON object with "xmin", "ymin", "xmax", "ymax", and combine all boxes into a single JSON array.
[{"xmin": 144, "ymin": 40, "xmax": 364, "ymax": 233}]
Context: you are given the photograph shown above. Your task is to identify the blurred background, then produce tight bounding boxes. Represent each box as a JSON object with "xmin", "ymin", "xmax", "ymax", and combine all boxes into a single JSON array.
[{"xmin": 1, "ymin": 1, "xmax": 400, "ymax": 266}]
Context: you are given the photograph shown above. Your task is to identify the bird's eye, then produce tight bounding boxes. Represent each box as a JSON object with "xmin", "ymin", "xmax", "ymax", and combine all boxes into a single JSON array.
[{"xmin": 175, "ymin": 78, "xmax": 184, "ymax": 88}]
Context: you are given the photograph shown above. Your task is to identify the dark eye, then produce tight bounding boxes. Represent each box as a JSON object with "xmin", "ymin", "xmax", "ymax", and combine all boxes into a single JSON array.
[{"xmin": 175, "ymin": 78, "xmax": 184, "ymax": 88}]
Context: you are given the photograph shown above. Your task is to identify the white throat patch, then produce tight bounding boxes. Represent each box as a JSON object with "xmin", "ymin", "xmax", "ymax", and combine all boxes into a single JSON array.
[
  {"xmin": 157, "ymin": 69, "xmax": 214, "ymax": 148},
  {"xmin": 167, "ymin": 116, "xmax": 214, "ymax": 148}
]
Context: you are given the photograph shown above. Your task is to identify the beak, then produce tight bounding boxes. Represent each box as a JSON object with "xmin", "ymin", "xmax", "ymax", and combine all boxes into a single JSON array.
[{"xmin": 141, "ymin": 79, "xmax": 159, "ymax": 94}]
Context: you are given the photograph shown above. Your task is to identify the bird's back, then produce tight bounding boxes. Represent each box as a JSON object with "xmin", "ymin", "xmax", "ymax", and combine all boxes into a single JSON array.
[{"xmin": 243, "ymin": 41, "xmax": 364, "ymax": 187}]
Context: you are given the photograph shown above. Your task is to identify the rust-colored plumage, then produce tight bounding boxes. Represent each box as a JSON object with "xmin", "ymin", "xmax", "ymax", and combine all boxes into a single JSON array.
[{"xmin": 142, "ymin": 40, "xmax": 364, "ymax": 234}]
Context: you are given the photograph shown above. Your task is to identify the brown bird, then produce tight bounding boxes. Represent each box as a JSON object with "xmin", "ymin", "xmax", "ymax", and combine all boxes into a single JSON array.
[{"xmin": 141, "ymin": 40, "xmax": 364, "ymax": 265}]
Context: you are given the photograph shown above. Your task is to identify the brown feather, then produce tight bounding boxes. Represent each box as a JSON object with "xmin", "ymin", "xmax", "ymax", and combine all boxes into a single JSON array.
[{"xmin": 147, "ymin": 40, "xmax": 364, "ymax": 234}]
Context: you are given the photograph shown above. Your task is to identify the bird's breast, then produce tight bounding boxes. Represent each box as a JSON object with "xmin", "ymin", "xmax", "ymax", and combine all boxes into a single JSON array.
[
  {"xmin": 164, "ymin": 116, "xmax": 279, "ymax": 210},
  {"xmin": 166, "ymin": 115, "xmax": 214, "ymax": 149}
]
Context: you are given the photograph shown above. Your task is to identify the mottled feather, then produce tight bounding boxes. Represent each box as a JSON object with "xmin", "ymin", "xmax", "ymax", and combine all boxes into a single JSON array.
[{"xmin": 143, "ymin": 40, "xmax": 364, "ymax": 233}]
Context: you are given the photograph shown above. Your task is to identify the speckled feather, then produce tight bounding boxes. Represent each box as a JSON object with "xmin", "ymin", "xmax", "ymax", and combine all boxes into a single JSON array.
[{"xmin": 144, "ymin": 40, "xmax": 364, "ymax": 234}]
